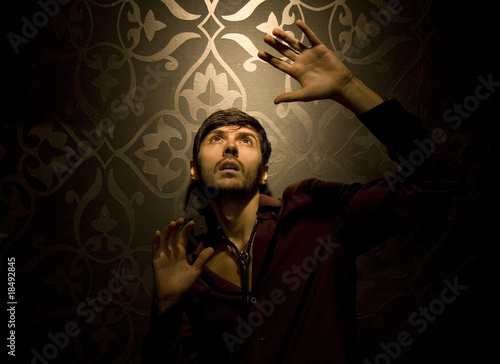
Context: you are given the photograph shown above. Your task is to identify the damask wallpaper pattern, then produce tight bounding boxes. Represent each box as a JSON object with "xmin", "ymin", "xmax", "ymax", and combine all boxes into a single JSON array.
[{"xmin": 1, "ymin": 0, "xmax": 499, "ymax": 363}]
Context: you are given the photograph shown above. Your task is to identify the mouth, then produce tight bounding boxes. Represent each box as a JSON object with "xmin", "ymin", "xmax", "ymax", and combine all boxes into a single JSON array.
[{"xmin": 218, "ymin": 159, "xmax": 241, "ymax": 172}]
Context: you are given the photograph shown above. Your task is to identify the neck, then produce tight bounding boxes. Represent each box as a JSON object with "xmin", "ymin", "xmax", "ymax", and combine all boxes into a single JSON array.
[{"xmin": 209, "ymin": 190, "xmax": 260, "ymax": 250}]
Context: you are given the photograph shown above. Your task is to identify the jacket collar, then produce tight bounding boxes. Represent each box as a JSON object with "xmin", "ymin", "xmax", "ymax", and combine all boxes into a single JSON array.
[{"xmin": 257, "ymin": 193, "xmax": 281, "ymax": 220}]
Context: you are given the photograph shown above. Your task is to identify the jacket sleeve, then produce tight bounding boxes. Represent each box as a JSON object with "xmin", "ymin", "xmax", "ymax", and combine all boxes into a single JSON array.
[
  {"xmin": 141, "ymin": 298, "xmax": 196, "ymax": 364},
  {"xmin": 280, "ymin": 99, "xmax": 464, "ymax": 256},
  {"xmin": 338, "ymin": 98, "xmax": 465, "ymax": 254}
]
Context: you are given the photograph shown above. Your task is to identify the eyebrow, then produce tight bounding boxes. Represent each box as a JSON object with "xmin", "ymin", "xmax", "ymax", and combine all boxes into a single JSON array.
[{"xmin": 207, "ymin": 129, "xmax": 260, "ymax": 143}]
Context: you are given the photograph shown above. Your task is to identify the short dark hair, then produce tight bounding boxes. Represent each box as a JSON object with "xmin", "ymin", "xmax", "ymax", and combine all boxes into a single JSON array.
[{"xmin": 192, "ymin": 108, "xmax": 272, "ymax": 169}]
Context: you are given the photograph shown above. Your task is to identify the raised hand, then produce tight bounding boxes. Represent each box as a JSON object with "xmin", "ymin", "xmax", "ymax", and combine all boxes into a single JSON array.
[
  {"xmin": 152, "ymin": 218, "xmax": 214, "ymax": 313},
  {"xmin": 258, "ymin": 20, "xmax": 383, "ymax": 114}
]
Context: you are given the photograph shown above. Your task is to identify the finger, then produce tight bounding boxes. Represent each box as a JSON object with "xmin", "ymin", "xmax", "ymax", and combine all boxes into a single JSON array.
[
  {"xmin": 152, "ymin": 230, "xmax": 161, "ymax": 256},
  {"xmin": 263, "ymin": 33, "xmax": 299, "ymax": 60},
  {"xmin": 171, "ymin": 218, "xmax": 188, "ymax": 249},
  {"xmin": 160, "ymin": 221, "xmax": 175, "ymax": 250},
  {"xmin": 295, "ymin": 20, "xmax": 322, "ymax": 47},
  {"xmin": 257, "ymin": 50, "xmax": 292, "ymax": 74},
  {"xmin": 271, "ymin": 28, "xmax": 308, "ymax": 54},
  {"xmin": 192, "ymin": 247, "xmax": 215, "ymax": 272},
  {"xmin": 179, "ymin": 219, "xmax": 195, "ymax": 246},
  {"xmin": 161, "ymin": 219, "xmax": 184, "ymax": 254}
]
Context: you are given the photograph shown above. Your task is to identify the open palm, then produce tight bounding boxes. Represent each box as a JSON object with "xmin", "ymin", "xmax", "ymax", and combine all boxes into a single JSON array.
[
  {"xmin": 152, "ymin": 219, "xmax": 214, "ymax": 311},
  {"xmin": 257, "ymin": 20, "xmax": 353, "ymax": 104}
]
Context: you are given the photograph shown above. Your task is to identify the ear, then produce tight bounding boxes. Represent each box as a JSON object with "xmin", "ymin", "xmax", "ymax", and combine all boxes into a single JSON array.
[
  {"xmin": 259, "ymin": 165, "xmax": 269, "ymax": 185},
  {"xmin": 190, "ymin": 160, "xmax": 200, "ymax": 181}
]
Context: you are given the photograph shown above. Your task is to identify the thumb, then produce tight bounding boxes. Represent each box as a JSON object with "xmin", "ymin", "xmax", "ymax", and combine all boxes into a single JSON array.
[
  {"xmin": 274, "ymin": 89, "xmax": 307, "ymax": 104},
  {"xmin": 192, "ymin": 247, "xmax": 215, "ymax": 271}
]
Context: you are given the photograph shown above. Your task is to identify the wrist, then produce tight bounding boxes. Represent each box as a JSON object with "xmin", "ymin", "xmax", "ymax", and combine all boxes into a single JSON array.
[
  {"xmin": 333, "ymin": 76, "xmax": 384, "ymax": 115},
  {"xmin": 155, "ymin": 295, "xmax": 182, "ymax": 315}
]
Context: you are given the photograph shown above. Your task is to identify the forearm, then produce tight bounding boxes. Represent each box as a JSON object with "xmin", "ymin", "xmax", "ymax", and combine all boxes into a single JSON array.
[
  {"xmin": 359, "ymin": 99, "xmax": 464, "ymax": 185},
  {"xmin": 337, "ymin": 100, "xmax": 464, "ymax": 254}
]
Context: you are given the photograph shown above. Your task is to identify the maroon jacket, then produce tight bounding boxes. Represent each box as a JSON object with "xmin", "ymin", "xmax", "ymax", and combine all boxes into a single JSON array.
[{"xmin": 142, "ymin": 100, "xmax": 464, "ymax": 363}]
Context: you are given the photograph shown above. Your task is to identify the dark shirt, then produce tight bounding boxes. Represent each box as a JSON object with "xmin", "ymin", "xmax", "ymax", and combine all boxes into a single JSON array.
[{"xmin": 142, "ymin": 100, "xmax": 464, "ymax": 363}]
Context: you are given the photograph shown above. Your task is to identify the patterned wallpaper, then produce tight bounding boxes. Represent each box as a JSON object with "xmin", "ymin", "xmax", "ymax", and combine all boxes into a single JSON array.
[{"xmin": 1, "ymin": 0, "xmax": 499, "ymax": 363}]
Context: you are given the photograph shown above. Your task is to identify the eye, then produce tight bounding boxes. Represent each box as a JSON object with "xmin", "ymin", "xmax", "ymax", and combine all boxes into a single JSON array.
[
  {"xmin": 208, "ymin": 135, "xmax": 223, "ymax": 143},
  {"xmin": 240, "ymin": 137, "xmax": 253, "ymax": 145}
]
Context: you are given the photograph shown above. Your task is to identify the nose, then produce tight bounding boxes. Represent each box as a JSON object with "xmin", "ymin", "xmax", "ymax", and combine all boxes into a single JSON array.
[{"xmin": 223, "ymin": 139, "xmax": 238, "ymax": 158}]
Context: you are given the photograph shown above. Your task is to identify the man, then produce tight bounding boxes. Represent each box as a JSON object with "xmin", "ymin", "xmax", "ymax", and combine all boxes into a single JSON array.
[{"xmin": 142, "ymin": 20, "xmax": 463, "ymax": 363}]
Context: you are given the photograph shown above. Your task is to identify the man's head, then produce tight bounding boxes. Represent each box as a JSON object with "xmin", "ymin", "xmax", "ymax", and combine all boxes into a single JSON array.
[{"xmin": 191, "ymin": 109, "xmax": 272, "ymax": 194}]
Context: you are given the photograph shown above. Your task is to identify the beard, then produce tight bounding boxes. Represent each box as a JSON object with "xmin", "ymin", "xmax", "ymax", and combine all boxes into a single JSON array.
[{"xmin": 197, "ymin": 157, "xmax": 261, "ymax": 196}]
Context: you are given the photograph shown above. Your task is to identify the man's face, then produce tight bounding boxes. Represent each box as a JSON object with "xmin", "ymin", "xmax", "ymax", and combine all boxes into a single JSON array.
[{"xmin": 191, "ymin": 125, "xmax": 268, "ymax": 194}]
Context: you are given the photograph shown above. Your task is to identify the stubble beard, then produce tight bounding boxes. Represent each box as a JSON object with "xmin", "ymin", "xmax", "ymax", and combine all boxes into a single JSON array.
[{"xmin": 197, "ymin": 161, "xmax": 261, "ymax": 198}]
